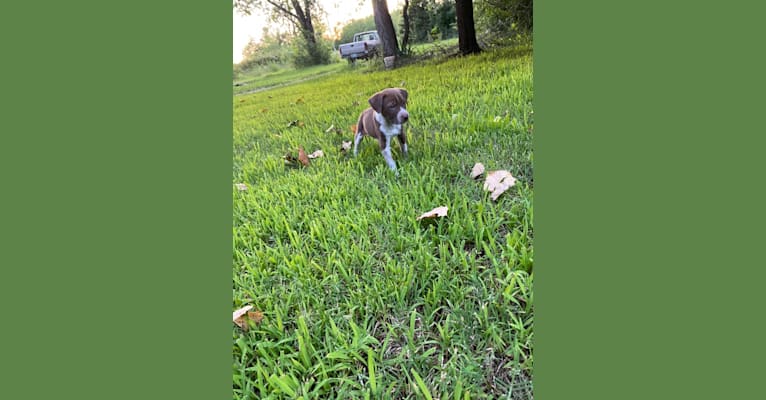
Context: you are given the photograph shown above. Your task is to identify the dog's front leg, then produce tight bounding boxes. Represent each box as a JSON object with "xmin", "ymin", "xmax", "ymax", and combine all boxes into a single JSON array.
[
  {"xmin": 380, "ymin": 136, "xmax": 397, "ymax": 172},
  {"xmin": 397, "ymin": 131, "xmax": 408, "ymax": 157}
]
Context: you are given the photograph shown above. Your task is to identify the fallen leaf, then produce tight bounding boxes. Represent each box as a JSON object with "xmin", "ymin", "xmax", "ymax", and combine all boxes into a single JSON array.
[
  {"xmin": 470, "ymin": 163, "xmax": 485, "ymax": 179},
  {"xmin": 417, "ymin": 206, "xmax": 449, "ymax": 221},
  {"xmin": 239, "ymin": 99, "xmax": 246, "ymax": 103},
  {"xmin": 295, "ymin": 97, "xmax": 304, "ymax": 104},
  {"xmin": 287, "ymin": 120, "xmax": 298, "ymax": 128},
  {"xmin": 350, "ymin": 124, "xmax": 357, "ymax": 133},
  {"xmin": 235, "ymin": 183, "xmax": 248, "ymax": 191},
  {"xmin": 298, "ymin": 121, "xmax": 305, "ymax": 127},
  {"xmin": 325, "ymin": 124, "xmax": 343, "ymax": 135},
  {"xmin": 247, "ymin": 311, "xmax": 264, "ymax": 324},
  {"xmin": 283, "ymin": 152, "xmax": 298, "ymax": 166},
  {"xmin": 307, "ymin": 149, "xmax": 324, "ymax": 159},
  {"xmin": 261, "ymin": 108, "xmax": 268, "ymax": 113},
  {"xmin": 233, "ymin": 305, "xmax": 264, "ymax": 331},
  {"xmin": 483, "ymin": 170, "xmax": 516, "ymax": 201},
  {"xmin": 340, "ymin": 141, "xmax": 352, "ymax": 152},
  {"xmin": 298, "ymin": 147, "xmax": 310, "ymax": 166},
  {"xmin": 233, "ymin": 305, "xmax": 253, "ymax": 329}
]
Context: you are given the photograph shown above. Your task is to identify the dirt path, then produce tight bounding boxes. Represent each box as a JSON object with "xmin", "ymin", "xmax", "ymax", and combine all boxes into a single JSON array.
[{"xmin": 234, "ymin": 69, "xmax": 342, "ymax": 96}]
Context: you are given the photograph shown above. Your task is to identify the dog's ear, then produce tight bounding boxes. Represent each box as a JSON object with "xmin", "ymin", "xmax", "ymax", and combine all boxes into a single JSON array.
[
  {"xmin": 398, "ymin": 88, "xmax": 408, "ymax": 103},
  {"xmin": 368, "ymin": 91, "xmax": 385, "ymax": 113}
]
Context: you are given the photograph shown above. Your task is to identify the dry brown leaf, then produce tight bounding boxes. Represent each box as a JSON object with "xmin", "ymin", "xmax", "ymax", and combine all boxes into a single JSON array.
[
  {"xmin": 470, "ymin": 163, "xmax": 485, "ymax": 179},
  {"xmin": 233, "ymin": 305, "xmax": 253, "ymax": 329},
  {"xmin": 233, "ymin": 305, "xmax": 264, "ymax": 331},
  {"xmin": 307, "ymin": 150, "xmax": 324, "ymax": 159},
  {"xmin": 417, "ymin": 206, "xmax": 449, "ymax": 221},
  {"xmin": 247, "ymin": 311, "xmax": 264, "ymax": 324},
  {"xmin": 340, "ymin": 141, "xmax": 352, "ymax": 152},
  {"xmin": 298, "ymin": 147, "xmax": 310, "ymax": 166},
  {"xmin": 350, "ymin": 124, "xmax": 357, "ymax": 133},
  {"xmin": 235, "ymin": 183, "xmax": 248, "ymax": 191},
  {"xmin": 298, "ymin": 121, "xmax": 305, "ymax": 127},
  {"xmin": 483, "ymin": 170, "xmax": 516, "ymax": 201}
]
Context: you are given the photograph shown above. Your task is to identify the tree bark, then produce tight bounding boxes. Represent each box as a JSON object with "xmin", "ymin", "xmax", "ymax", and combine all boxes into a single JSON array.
[
  {"xmin": 371, "ymin": 0, "xmax": 400, "ymax": 57},
  {"xmin": 455, "ymin": 0, "xmax": 481, "ymax": 55},
  {"xmin": 290, "ymin": 0, "xmax": 316, "ymax": 44},
  {"xmin": 401, "ymin": 0, "xmax": 411, "ymax": 53}
]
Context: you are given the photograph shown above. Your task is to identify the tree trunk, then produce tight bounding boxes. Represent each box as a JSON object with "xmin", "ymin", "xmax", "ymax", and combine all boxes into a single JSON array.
[
  {"xmin": 401, "ymin": 0, "xmax": 411, "ymax": 54},
  {"xmin": 371, "ymin": 0, "xmax": 400, "ymax": 57},
  {"xmin": 455, "ymin": 0, "xmax": 481, "ymax": 55},
  {"xmin": 291, "ymin": 0, "xmax": 316, "ymax": 44}
]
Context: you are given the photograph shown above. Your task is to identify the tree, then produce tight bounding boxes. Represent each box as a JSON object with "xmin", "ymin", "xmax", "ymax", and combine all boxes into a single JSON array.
[
  {"xmin": 476, "ymin": 0, "xmax": 532, "ymax": 35},
  {"xmin": 234, "ymin": 0, "xmax": 331, "ymax": 65},
  {"xmin": 455, "ymin": 0, "xmax": 481, "ymax": 54},
  {"xmin": 400, "ymin": 0, "xmax": 411, "ymax": 53},
  {"xmin": 371, "ymin": 0, "xmax": 400, "ymax": 57},
  {"xmin": 408, "ymin": 0, "xmax": 432, "ymax": 43}
]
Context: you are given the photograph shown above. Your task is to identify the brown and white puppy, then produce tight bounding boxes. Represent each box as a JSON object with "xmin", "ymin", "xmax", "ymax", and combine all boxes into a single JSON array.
[{"xmin": 353, "ymin": 88, "xmax": 409, "ymax": 173}]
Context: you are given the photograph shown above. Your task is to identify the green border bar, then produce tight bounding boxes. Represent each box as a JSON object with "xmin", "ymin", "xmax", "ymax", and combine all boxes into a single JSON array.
[
  {"xmin": 536, "ymin": 1, "xmax": 766, "ymax": 398},
  {"xmin": 1, "ymin": 2, "xmax": 231, "ymax": 399}
]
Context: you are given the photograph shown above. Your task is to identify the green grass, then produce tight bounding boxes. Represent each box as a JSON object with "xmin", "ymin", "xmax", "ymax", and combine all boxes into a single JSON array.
[
  {"xmin": 233, "ymin": 47, "xmax": 534, "ymax": 399},
  {"xmin": 408, "ymin": 38, "xmax": 459, "ymax": 56},
  {"xmin": 234, "ymin": 62, "xmax": 347, "ymax": 95}
]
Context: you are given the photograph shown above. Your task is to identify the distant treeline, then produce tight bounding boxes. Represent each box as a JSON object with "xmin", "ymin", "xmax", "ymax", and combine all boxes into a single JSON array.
[
  {"xmin": 234, "ymin": 0, "xmax": 532, "ymax": 72},
  {"xmin": 336, "ymin": 0, "xmax": 457, "ymax": 48}
]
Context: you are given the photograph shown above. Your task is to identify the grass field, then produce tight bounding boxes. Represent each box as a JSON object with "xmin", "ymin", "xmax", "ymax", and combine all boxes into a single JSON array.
[
  {"xmin": 233, "ymin": 45, "xmax": 533, "ymax": 399},
  {"xmin": 234, "ymin": 63, "xmax": 347, "ymax": 96}
]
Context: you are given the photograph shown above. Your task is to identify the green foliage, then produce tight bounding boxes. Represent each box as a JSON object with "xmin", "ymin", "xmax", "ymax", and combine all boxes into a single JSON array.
[
  {"xmin": 233, "ymin": 46, "xmax": 534, "ymax": 399},
  {"xmin": 234, "ymin": 30, "xmax": 291, "ymax": 79},
  {"xmin": 291, "ymin": 35, "xmax": 335, "ymax": 68},
  {"xmin": 405, "ymin": 0, "xmax": 457, "ymax": 44},
  {"xmin": 475, "ymin": 0, "xmax": 533, "ymax": 39}
]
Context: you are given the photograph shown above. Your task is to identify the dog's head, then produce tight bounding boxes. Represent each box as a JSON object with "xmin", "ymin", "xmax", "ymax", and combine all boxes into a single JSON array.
[{"xmin": 368, "ymin": 88, "xmax": 409, "ymax": 124}]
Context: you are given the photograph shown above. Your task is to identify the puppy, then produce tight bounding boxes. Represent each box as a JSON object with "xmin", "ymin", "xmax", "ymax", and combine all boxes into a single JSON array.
[{"xmin": 353, "ymin": 88, "xmax": 409, "ymax": 172}]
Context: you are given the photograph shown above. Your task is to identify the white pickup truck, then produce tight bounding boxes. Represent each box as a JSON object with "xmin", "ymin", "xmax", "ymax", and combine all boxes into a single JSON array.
[{"xmin": 338, "ymin": 31, "xmax": 381, "ymax": 62}]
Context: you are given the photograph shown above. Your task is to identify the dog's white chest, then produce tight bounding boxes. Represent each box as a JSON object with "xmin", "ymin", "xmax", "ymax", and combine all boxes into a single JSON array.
[{"xmin": 375, "ymin": 112, "xmax": 402, "ymax": 138}]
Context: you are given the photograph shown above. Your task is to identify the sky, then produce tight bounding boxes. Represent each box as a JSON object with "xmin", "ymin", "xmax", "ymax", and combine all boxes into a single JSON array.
[{"xmin": 233, "ymin": 0, "xmax": 403, "ymax": 63}]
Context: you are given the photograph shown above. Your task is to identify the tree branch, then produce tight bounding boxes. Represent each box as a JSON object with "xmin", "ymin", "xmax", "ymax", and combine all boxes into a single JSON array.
[{"xmin": 264, "ymin": 0, "xmax": 300, "ymax": 23}]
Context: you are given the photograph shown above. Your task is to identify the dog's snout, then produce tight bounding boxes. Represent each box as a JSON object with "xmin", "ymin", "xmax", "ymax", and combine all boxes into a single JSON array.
[{"xmin": 400, "ymin": 109, "xmax": 409, "ymax": 123}]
